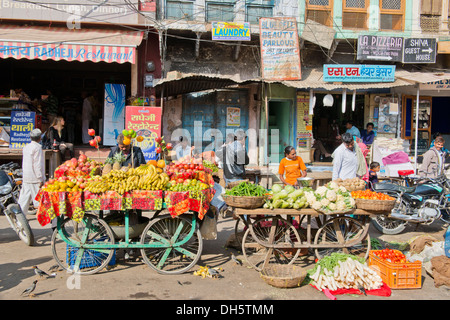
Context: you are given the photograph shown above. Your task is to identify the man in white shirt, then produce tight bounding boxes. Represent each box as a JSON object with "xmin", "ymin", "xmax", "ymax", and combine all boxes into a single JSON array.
[
  {"xmin": 18, "ymin": 129, "xmax": 45, "ymax": 215},
  {"xmin": 332, "ymin": 132, "xmax": 358, "ymax": 181},
  {"xmin": 175, "ymin": 136, "xmax": 194, "ymax": 160}
]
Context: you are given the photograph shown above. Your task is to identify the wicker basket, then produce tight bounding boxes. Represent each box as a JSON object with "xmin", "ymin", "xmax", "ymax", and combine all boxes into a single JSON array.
[
  {"xmin": 260, "ymin": 264, "xmax": 307, "ymax": 288},
  {"xmin": 355, "ymin": 199, "xmax": 396, "ymax": 212},
  {"xmin": 223, "ymin": 195, "xmax": 265, "ymax": 209},
  {"xmin": 226, "ymin": 179, "xmax": 250, "ymax": 189}
]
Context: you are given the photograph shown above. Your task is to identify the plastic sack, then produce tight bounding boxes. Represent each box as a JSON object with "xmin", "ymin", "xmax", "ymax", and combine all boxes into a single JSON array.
[
  {"xmin": 200, "ymin": 208, "xmax": 217, "ymax": 240},
  {"xmin": 407, "ymin": 241, "xmax": 445, "ymax": 263}
]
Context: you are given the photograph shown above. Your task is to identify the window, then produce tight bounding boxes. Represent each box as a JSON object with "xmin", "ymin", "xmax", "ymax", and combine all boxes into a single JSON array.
[
  {"xmin": 305, "ymin": 0, "xmax": 333, "ymax": 27},
  {"xmin": 207, "ymin": 1, "xmax": 236, "ymax": 22},
  {"xmin": 379, "ymin": 0, "xmax": 405, "ymax": 31},
  {"xmin": 420, "ymin": 0, "xmax": 442, "ymax": 33},
  {"xmin": 246, "ymin": 0, "xmax": 274, "ymax": 24},
  {"xmin": 343, "ymin": 0, "xmax": 368, "ymax": 29},
  {"xmin": 165, "ymin": 0, "xmax": 194, "ymax": 20}
]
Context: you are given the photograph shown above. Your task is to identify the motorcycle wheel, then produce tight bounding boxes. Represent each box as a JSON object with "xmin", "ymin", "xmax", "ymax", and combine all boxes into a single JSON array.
[
  {"xmin": 371, "ymin": 215, "xmax": 407, "ymax": 235},
  {"xmin": 5, "ymin": 204, "xmax": 35, "ymax": 246}
]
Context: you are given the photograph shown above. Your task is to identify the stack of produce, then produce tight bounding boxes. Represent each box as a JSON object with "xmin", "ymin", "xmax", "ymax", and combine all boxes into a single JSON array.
[
  {"xmin": 304, "ymin": 182, "xmax": 355, "ymax": 214},
  {"xmin": 263, "ymin": 184, "xmax": 308, "ymax": 210},
  {"xmin": 371, "ymin": 249, "xmax": 407, "ymax": 264},
  {"xmin": 42, "ymin": 153, "xmax": 101, "ymax": 192},
  {"xmin": 226, "ymin": 181, "xmax": 267, "ymax": 197},
  {"xmin": 333, "ymin": 177, "xmax": 366, "ymax": 191},
  {"xmin": 307, "ymin": 253, "xmax": 384, "ymax": 291},
  {"xmin": 165, "ymin": 160, "xmax": 213, "ymax": 190},
  {"xmin": 351, "ymin": 190, "xmax": 395, "ymax": 201},
  {"xmin": 85, "ymin": 164, "xmax": 170, "ymax": 194}
]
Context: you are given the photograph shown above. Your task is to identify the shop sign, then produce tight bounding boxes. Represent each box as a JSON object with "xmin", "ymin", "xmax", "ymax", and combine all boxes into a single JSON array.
[
  {"xmin": 212, "ymin": 22, "xmax": 250, "ymax": 41},
  {"xmin": 259, "ymin": 17, "xmax": 301, "ymax": 80},
  {"xmin": 139, "ymin": 0, "xmax": 156, "ymax": 12},
  {"xmin": 323, "ymin": 64, "xmax": 395, "ymax": 82},
  {"xmin": 0, "ymin": 42, "xmax": 136, "ymax": 64},
  {"xmin": 103, "ymin": 83, "xmax": 126, "ymax": 146},
  {"xmin": 419, "ymin": 79, "xmax": 450, "ymax": 90},
  {"xmin": 9, "ymin": 110, "xmax": 35, "ymax": 149},
  {"xmin": 357, "ymin": 35, "xmax": 403, "ymax": 62},
  {"xmin": 0, "ymin": 0, "xmax": 139, "ymax": 25},
  {"xmin": 125, "ymin": 106, "xmax": 162, "ymax": 161},
  {"xmin": 402, "ymin": 38, "xmax": 437, "ymax": 63}
]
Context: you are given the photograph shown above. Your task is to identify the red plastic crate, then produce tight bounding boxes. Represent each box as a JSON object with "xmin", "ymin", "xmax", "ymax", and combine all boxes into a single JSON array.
[{"xmin": 368, "ymin": 250, "xmax": 422, "ymax": 289}]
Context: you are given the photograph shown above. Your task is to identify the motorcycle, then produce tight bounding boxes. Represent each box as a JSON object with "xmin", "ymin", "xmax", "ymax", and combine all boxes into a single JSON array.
[
  {"xmin": 0, "ymin": 162, "xmax": 35, "ymax": 246},
  {"xmin": 371, "ymin": 172, "xmax": 450, "ymax": 235}
]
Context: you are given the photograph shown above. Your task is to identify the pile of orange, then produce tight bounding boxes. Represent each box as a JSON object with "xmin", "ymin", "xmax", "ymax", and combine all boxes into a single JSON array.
[{"xmin": 351, "ymin": 189, "xmax": 395, "ymax": 200}]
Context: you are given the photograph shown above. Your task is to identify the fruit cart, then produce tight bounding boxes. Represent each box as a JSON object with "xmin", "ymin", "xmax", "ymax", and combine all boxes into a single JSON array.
[
  {"xmin": 234, "ymin": 207, "xmax": 391, "ymax": 272},
  {"xmin": 36, "ymin": 187, "xmax": 215, "ymax": 275}
]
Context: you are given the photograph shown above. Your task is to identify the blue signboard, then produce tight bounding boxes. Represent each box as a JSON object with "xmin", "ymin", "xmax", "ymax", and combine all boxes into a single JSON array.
[
  {"xmin": 323, "ymin": 64, "xmax": 395, "ymax": 82},
  {"xmin": 9, "ymin": 110, "xmax": 35, "ymax": 149}
]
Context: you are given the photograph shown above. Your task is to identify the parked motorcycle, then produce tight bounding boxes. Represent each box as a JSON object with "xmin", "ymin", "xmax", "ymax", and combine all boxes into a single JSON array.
[
  {"xmin": 371, "ymin": 172, "xmax": 450, "ymax": 235},
  {"xmin": 0, "ymin": 162, "xmax": 34, "ymax": 246}
]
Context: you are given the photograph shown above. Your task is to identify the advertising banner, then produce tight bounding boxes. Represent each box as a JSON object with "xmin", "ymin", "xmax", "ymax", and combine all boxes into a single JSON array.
[
  {"xmin": 9, "ymin": 110, "xmax": 35, "ymax": 149},
  {"xmin": 212, "ymin": 22, "xmax": 251, "ymax": 41},
  {"xmin": 103, "ymin": 83, "xmax": 126, "ymax": 146},
  {"xmin": 259, "ymin": 17, "xmax": 301, "ymax": 80},
  {"xmin": 357, "ymin": 35, "xmax": 404, "ymax": 62},
  {"xmin": 323, "ymin": 64, "xmax": 395, "ymax": 82},
  {"xmin": 125, "ymin": 106, "xmax": 162, "ymax": 161}
]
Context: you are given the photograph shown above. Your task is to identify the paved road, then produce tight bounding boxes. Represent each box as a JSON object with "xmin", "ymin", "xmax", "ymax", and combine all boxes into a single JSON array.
[{"xmin": 0, "ymin": 211, "xmax": 449, "ymax": 302}]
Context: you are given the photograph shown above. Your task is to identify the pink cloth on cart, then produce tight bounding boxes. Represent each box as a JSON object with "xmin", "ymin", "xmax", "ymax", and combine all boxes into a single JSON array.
[{"xmin": 382, "ymin": 151, "xmax": 410, "ymax": 166}]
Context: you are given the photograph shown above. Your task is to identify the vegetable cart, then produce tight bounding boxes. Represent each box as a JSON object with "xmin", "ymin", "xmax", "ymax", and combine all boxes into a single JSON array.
[
  {"xmin": 234, "ymin": 207, "xmax": 383, "ymax": 271},
  {"xmin": 36, "ymin": 187, "xmax": 215, "ymax": 275}
]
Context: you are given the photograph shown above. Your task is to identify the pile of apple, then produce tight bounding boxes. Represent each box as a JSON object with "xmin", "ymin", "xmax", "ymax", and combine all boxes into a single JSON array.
[
  {"xmin": 165, "ymin": 161, "xmax": 210, "ymax": 192},
  {"xmin": 42, "ymin": 153, "xmax": 102, "ymax": 192}
]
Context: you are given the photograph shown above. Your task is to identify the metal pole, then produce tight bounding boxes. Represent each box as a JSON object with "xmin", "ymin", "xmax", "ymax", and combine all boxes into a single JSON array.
[
  {"xmin": 414, "ymin": 85, "xmax": 420, "ymax": 173},
  {"xmin": 264, "ymin": 82, "xmax": 269, "ymax": 189}
]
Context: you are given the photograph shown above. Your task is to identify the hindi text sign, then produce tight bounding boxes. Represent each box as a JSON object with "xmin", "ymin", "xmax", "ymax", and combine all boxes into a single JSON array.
[
  {"xmin": 125, "ymin": 106, "xmax": 162, "ymax": 161},
  {"xmin": 9, "ymin": 110, "xmax": 35, "ymax": 149},
  {"xmin": 323, "ymin": 64, "xmax": 395, "ymax": 82}
]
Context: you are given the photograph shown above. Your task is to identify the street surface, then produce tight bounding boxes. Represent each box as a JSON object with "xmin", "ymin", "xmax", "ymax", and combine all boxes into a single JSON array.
[{"xmin": 0, "ymin": 210, "xmax": 449, "ymax": 302}]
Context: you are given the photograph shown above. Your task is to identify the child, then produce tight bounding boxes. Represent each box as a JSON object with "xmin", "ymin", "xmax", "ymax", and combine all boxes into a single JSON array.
[
  {"xmin": 278, "ymin": 146, "xmax": 307, "ymax": 186},
  {"xmin": 369, "ymin": 162, "xmax": 380, "ymax": 188}
]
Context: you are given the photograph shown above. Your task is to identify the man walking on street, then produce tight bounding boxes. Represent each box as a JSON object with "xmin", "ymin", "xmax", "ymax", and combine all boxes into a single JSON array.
[{"xmin": 18, "ymin": 129, "xmax": 45, "ymax": 216}]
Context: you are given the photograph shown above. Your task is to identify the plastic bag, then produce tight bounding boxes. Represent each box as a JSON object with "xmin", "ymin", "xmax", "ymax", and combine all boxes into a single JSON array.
[{"xmin": 200, "ymin": 208, "xmax": 217, "ymax": 240}]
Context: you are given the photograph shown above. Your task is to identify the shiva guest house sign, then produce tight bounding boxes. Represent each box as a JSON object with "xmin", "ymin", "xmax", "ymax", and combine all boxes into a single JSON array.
[
  {"xmin": 403, "ymin": 38, "xmax": 437, "ymax": 63},
  {"xmin": 323, "ymin": 65, "xmax": 395, "ymax": 82},
  {"xmin": 259, "ymin": 17, "xmax": 301, "ymax": 80},
  {"xmin": 125, "ymin": 106, "xmax": 162, "ymax": 161},
  {"xmin": 212, "ymin": 22, "xmax": 251, "ymax": 41},
  {"xmin": 9, "ymin": 110, "xmax": 35, "ymax": 149},
  {"xmin": 357, "ymin": 35, "xmax": 404, "ymax": 62}
]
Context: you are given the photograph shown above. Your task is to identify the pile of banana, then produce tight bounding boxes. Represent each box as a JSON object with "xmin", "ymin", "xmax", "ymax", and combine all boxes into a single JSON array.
[{"xmin": 85, "ymin": 165, "xmax": 170, "ymax": 194}]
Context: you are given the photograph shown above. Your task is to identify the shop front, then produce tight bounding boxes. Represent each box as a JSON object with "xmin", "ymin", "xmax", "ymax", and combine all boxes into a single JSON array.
[{"xmin": 0, "ymin": 24, "xmax": 144, "ymax": 147}]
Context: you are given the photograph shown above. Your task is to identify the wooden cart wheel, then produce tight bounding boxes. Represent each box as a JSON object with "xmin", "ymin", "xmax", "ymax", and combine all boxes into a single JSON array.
[
  {"xmin": 241, "ymin": 216, "xmax": 302, "ymax": 271},
  {"xmin": 313, "ymin": 216, "xmax": 370, "ymax": 260},
  {"xmin": 140, "ymin": 213, "xmax": 202, "ymax": 275},
  {"xmin": 51, "ymin": 213, "xmax": 115, "ymax": 275}
]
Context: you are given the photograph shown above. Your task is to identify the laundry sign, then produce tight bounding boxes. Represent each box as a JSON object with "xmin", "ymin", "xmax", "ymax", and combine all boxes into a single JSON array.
[
  {"xmin": 212, "ymin": 22, "xmax": 250, "ymax": 41},
  {"xmin": 259, "ymin": 17, "xmax": 301, "ymax": 80}
]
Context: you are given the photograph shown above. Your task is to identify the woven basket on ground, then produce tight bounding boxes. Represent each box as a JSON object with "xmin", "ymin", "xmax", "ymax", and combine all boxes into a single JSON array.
[
  {"xmin": 223, "ymin": 195, "xmax": 265, "ymax": 209},
  {"xmin": 260, "ymin": 264, "xmax": 307, "ymax": 288},
  {"xmin": 355, "ymin": 199, "xmax": 396, "ymax": 212},
  {"xmin": 226, "ymin": 179, "xmax": 250, "ymax": 189}
]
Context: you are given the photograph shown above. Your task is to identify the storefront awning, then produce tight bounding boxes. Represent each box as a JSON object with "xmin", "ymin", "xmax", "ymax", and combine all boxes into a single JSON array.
[
  {"xmin": 154, "ymin": 71, "xmax": 258, "ymax": 96},
  {"xmin": 0, "ymin": 25, "xmax": 143, "ymax": 64}
]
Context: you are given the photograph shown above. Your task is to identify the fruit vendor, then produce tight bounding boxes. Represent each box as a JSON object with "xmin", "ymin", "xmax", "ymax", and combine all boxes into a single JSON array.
[{"xmin": 107, "ymin": 133, "xmax": 146, "ymax": 168}]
